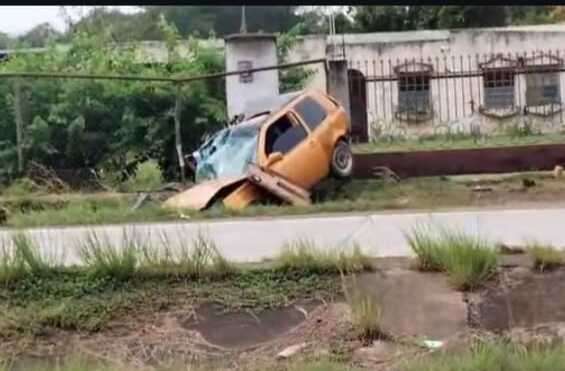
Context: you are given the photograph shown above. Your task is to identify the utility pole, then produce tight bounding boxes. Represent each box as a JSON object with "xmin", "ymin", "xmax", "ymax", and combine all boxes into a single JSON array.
[{"xmin": 240, "ymin": 6, "xmax": 247, "ymax": 33}]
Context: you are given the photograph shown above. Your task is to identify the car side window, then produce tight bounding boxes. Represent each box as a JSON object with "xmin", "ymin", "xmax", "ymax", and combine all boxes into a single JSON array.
[
  {"xmin": 293, "ymin": 97, "xmax": 328, "ymax": 131},
  {"xmin": 265, "ymin": 113, "xmax": 307, "ymax": 156}
]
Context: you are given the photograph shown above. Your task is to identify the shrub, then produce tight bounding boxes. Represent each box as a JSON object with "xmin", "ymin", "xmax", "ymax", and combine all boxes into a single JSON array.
[
  {"xmin": 120, "ymin": 160, "xmax": 164, "ymax": 193},
  {"xmin": 527, "ymin": 241, "xmax": 564, "ymax": 272},
  {"xmin": 405, "ymin": 224, "xmax": 498, "ymax": 290}
]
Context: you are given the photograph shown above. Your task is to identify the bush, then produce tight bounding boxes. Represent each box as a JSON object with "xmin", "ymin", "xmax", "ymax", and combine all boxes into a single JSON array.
[{"xmin": 120, "ymin": 160, "xmax": 164, "ymax": 192}]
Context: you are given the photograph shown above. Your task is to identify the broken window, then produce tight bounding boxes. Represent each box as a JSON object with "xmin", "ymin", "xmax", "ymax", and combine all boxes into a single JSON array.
[
  {"xmin": 265, "ymin": 114, "xmax": 307, "ymax": 156},
  {"xmin": 397, "ymin": 73, "xmax": 431, "ymax": 114},
  {"xmin": 238, "ymin": 60, "xmax": 253, "ymax": 83},
  {"xmin": 294, "ymin": 97, "xmax": 327, "ymax": 130},
  {"xmin": 482, "ymin": 68, "xmax": 515, "ymax": 109}
]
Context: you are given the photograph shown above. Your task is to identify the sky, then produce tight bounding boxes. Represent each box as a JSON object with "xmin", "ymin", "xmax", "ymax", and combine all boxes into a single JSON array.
[{"xmin": 0, "ymin": 6, "xmax": 142, "ymax": 36}]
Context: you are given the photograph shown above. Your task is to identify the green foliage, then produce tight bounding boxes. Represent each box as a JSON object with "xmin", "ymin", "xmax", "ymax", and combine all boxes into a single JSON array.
[
  {"xmin": 401, "ymin": 341, "xmax": 565, "ymax": 371},
  {"xmin": 78, "ymin": 231, "xmax": 140, "ymax": 280},
  {"xmin": 406, "ymin": 224, "xmax": 498, "ymax": 290},
  {"xmin": 276, "ymin": 239, "xmax": 373, "ymax": 274},
  {"xmin": 527, "ymin": 241, "xmax": 564, "ymax": 272},
  {"xmin": 0, "ymin": 21, "xmax": 226, "ymax": 182},
  {"xmin": 120, "ymin": 160, "xmax": 163, "ymax": 192},
  {"xmin": 342, "ymin": 273, "xmax": 382, "ymax": 342},
  {"xmin": 277, "ymin": 23, "xmax": 315, "ymax": 93}
]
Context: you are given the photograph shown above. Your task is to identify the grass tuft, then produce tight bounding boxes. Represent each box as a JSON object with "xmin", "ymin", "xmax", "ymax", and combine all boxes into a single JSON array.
[
  {"xmin": 140, "ymin": 231, "xmax": 235, "ymax": 278},
  {"xmin": 527, "ymin": 241, "xmax": 564, "ymax": 272},
  {"xmin": 341, "ymin": 273, "xmax": 383, "ymax": 343},
  {"xmin": 276, "ymin": 239, "xmax": 373, "ymax": 274},
  {"xmin": 406, "ymin": 224, "xmax": 498, "ymax": 290},
  {"xmin": 401, "ymin": 341, "xmax": 565, "ymax": 371},
  {"xmin": 0, "ymin": 239, "xmax": 26, "ymax": 285},
  {"xmin": 78, "ymin": 231, "xmax": 140, "ymax": 280}
]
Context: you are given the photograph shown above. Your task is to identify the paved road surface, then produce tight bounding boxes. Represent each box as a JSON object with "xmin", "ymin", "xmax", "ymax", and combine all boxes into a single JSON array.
[{"xmin": 2, "ymin": 206, "xmax": 565, "ymax": 265}]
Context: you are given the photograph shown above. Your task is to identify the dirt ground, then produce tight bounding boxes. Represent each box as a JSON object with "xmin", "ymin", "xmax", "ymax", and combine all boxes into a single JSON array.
[{"xmin": 6, "ymin": 250, "xmax": 565, "ymax": 370}]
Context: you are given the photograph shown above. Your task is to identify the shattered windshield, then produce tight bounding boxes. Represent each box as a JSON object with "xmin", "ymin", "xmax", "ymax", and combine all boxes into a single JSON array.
[{"xmin": 194, "ymin": 115, "xmax": 267, "ymax": 182}]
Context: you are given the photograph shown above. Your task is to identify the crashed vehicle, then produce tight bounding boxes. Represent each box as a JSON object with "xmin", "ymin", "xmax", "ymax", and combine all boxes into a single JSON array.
[{"xmin": 164, "ymin": 89, "xmax": 353, "ymax": 210}]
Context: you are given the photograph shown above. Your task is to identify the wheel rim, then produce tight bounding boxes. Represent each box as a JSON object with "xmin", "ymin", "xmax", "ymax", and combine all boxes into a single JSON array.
[{"xmin": 335, "ymin": 145, "xmax": 352, "ymax": 170}]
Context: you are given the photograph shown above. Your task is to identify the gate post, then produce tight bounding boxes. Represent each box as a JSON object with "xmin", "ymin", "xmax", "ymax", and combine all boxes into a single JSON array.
[{"xmin": 326, "ymin": 59, "xmax": 351, "ymax": 126}]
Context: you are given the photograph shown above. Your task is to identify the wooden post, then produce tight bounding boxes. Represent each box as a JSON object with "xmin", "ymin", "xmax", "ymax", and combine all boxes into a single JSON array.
[
  {"xmin": 14, "ymin": 79, "xmax": 24, "ymax": 174},
  {"xmin": 174, "ymin": 84, "xmax": 185, "ymax": 183}
]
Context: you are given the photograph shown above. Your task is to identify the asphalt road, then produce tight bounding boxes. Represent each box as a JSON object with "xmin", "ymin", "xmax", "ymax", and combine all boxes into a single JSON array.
[{"xmin": 2, "ymin": 206, "xmax": 565, "ymax": 266}]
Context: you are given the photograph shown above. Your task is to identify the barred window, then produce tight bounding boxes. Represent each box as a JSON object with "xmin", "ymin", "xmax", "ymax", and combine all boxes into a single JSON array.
[
  {"xmin": 483, "ymin": 69, "xmax": 515, "ymax": 109},
  {"xmin": 397, "ymin": 74, "xmax": 431, "ymax": 114},
  {"xmin": 526, "ymin": 69, "xmax": 560, "ymax": 106}
]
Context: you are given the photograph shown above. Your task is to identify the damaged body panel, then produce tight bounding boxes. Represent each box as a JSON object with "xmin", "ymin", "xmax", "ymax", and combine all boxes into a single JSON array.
[{"xmin": 164, "ymin": 90, "xmax": 352, "ymax": 211}]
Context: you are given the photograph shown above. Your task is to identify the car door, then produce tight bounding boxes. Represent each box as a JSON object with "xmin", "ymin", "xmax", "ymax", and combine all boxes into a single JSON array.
[{"xmin": 260, "ymin": 110, "xmax": 326, "ymax": 189}]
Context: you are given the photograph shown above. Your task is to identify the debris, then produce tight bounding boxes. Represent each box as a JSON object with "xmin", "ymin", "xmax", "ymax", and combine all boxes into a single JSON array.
[
  {"xmin": 164, "ymin": 90, "xmax": 351, "ymax": 211},
  {"xmin": 131, "ymin": 193, "xmax": 151, "ymax": 211},
  {"xmin": 522, "ymin": 178, "xmax": 536, "ymax": 189},
  {"xmin": 496, "ymin": 243, "xmax": 526, "ymax": 255},
  {"xmin": 246, "ymin": 163, "xmax": 311, "ymax": 207},
  {"xmin": 26, "ymin": 161, "xmax": 70, "ymax": 194},
  {"xmin": 554, "ymin": 165, "xmax": 564, "ymax": 179},
  {"xmin": 372, "ymin": 166, "xmax": 400, "ymax": 183},
  {"xmin": 472, "ymin": 185, "xmax": 493, "ymax": 193},
  {"xmin": 421, "ymin": 340, "xmax": 444, "ymax": 349},
  {"xmin": 276, "ymin": 342, "xmax": 308, "ymax": 360}
]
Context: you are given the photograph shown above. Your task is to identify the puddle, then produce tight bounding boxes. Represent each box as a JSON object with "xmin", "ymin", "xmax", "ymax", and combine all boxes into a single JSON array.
[
  {"xmin": 184, "ymin": 300, "xmax": 321, "ymax": 348},
  {"xmin": 474, "ymin": 268, "xmax": 565, "ymax": 332}
]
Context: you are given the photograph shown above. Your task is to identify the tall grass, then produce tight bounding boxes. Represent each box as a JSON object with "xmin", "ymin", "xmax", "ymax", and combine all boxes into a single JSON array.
[
  {"xmin": 276, "ymin": 238, "xmax": 373, "ymax": 274},
  {"xmin": 527, "ymin": 241, "xmax": 564, "ymax": 272},
  {"xmin": 341, "ymin": 272, "xmax": 383, "ymax": 342},
  {"xmin": 406, "ymin": 224, "xmax": 498, "ymax": 290},
  {"xmin": 0, "ymin": 233, "xmax": 58, "ymax": 284},
  {"xmin": 140, "ymin": 231, "xmax": 235, "ymax": 278},
  {"xmin": 401, "ymin": 341, "xmax": 565, "ymax": 371},
  {"xmin": 78, "ymin": 231, "xmax": 140, "ymax": 280}
]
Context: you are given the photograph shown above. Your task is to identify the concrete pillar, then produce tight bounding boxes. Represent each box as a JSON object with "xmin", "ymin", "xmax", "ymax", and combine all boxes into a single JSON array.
[
  {"xmin": 224, "ymin": 33, "xmax": 279, "ymax": 119},
  {"xmin": 326, "ymin": 59, "xmax": 351, "ymax": 124}
]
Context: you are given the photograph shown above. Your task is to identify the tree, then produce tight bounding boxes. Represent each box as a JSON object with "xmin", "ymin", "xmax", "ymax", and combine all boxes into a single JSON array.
[
  {"xmin": 141, "ymin": 6, "xmax": 301, "ymax": 37},
  {"xmin": 18, "ymin": 23, "xmax": 62, "ymax": 48},
  {"xmin": 0, "ymin": 32, "xmax": 14, "ymax": 49}
]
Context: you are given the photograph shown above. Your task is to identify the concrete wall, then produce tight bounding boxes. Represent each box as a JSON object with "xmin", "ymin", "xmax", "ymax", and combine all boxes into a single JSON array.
[
  {"xmin": 288, "ymin": 25, "xmax": 565, "ymax": 140},
  {"xmin": 224, "ymin": 35, "xmax": 279, "ymax": 118}
]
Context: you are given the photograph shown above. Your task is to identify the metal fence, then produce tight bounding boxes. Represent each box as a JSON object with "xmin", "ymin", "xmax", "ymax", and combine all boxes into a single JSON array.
[{"xmin": 347, "ymin": 50, "xmax": 565, "ymax": 142}]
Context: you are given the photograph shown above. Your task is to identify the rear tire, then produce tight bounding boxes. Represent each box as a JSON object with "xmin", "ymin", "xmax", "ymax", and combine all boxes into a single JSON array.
[{"xmin": 330, "ymin": 140, "xmax": 353, "ymax": 179}]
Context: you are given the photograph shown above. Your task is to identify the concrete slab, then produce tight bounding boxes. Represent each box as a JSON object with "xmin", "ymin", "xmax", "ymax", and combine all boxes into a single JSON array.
[{"xmin": 358, "ymin": 269, "xmax": 468, "ymax": 340}]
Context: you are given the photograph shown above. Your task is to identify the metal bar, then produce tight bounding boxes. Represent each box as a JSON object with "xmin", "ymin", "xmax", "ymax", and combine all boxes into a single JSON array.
[
  {"xmin": 0, "ymin": 58, "xmax": 327, "ymax": 83},
  {"xmin": 380, "ymin": 59, "xmax": 386, "ymax": 121},
  {"xmin": 14, "ymin": 79, "xmax": 24, "ymax": 174},
  {"xmin": 174, "ymin": 84, "xmax": 185, "ymax": 183}
]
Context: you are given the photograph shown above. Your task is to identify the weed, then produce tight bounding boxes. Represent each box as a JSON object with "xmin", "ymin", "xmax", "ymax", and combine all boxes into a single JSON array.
[
  {"xmin": 341, "ymin": 273, "xmax": 383, "ymax": 343},
  {"xmin": 78, "ymin": 231, "xmax": 140, "ymax": 280},
  {"xmin": 140, "ymin": 231, "xmax": 235, "ymax": 278},
  {"xmin": 0, "ymin": 239, "xmax": 26, "ymax": 285},
  {"xmin": 439, "ymin": 229, "xmax": 498, "ymax": 290},
  {"xmin": 276, "ymin": 239, "xmax": 372, "ymax": 274},
  {"xmin": 405, "ymin": 224, "xmax": 444, "ymax": 271},
  {"xmin": 120, "ymin": 160, "xmax": 164, "ymax": 193},
  {"xmin": 405, "ymin": 224, "xmax": 498, "ymax": 290},
  {"xmin": 527, "ymin": 241, "xmax": 564, "ymax": 272},
  {"xmin": 401, "ymin": 341, "xmax": 565, "ymax": 371}
]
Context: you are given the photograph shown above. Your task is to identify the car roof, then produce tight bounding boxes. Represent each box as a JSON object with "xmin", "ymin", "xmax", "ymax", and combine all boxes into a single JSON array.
[{"xmin": 242, "ymin": 91, "xmax": 303, "ymax": 119}]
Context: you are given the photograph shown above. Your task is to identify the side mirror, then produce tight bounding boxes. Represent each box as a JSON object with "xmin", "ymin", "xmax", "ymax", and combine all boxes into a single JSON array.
[{"xmin": 266, "ymin": 152, "xmax": 283, "ymax": 166}]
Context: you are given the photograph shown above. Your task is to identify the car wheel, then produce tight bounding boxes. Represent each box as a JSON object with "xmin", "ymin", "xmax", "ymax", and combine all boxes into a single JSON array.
[{"xmin": 331, "ymin": 140, "xmax": 353, "ymax": 178}]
